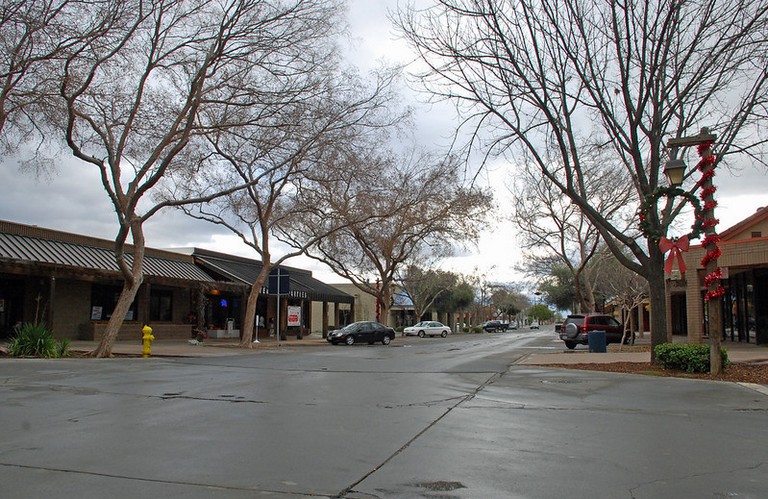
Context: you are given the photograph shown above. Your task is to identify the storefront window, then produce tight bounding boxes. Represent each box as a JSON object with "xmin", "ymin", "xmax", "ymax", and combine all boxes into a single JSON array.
[
  {"xmin": 206, "ymin": 293, "xmax": 241, "ymax": 330},
  {"xmin": 150, "ymin": 289, "xmax": 173, "ymax": 322},
  {"xmin": 91, "ymin": 284, "xmax": 137, "ymax": 321}
]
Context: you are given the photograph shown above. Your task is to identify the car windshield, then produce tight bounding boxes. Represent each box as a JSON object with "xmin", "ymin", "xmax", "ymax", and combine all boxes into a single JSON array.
[
  {"xmin": 412, "ymin": 322, "xmax": 427, "ymax": 327},
  {"xmin": 564, "ymin": 317, "xmax": 585, "ymax": 325}
]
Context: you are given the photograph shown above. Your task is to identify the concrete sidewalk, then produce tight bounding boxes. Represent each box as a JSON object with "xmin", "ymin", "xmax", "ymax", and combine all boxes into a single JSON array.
[{"xmin": 68, "ymin": 335, "xmax": 330, "ymax": 357}]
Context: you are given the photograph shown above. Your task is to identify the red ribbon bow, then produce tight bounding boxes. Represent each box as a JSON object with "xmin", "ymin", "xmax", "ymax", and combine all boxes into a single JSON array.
[{"xmin": 659, "ymin": 235, "xmax": 690, "ymax": 274}]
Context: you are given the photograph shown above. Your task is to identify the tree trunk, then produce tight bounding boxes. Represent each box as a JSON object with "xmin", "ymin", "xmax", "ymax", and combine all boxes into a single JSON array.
[
  {"xmin": 629, "ymin": 305, "xmax": 638, "ymax": 339},
  {"xmin": 91, "ymin": 223, "xmax": 146, "ymax": 358},
  {"xmin": 583, "ymin": 279, "xmax": 596, "ymax": 312},
  {"xmin": 378, "ymin": 284, "xmax": 393, "ymax": 326},
  {"xmin": 239, "ymin": 269, "xmax": 269, "ymax": 347},
  {"xmin": 92, "ymin": 279, "xmax": 143, "ymax": 357},
  {"xmin": 573, "ymin": 273, "xmax": 587, "ymax": 312},
  {"xmin": 646, "ymin": 258, "xmax": 667, "ymax": 365}
]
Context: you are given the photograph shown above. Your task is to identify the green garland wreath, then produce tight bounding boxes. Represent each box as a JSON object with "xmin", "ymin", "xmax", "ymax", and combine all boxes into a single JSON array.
[{"xmin": 638, "ymin": 186, "xmax": 704, "ymax": 243}]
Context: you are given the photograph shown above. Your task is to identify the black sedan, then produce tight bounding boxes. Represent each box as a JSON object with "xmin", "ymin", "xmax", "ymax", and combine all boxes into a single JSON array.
[{"xmin": 327, "ymin": 321, "xmax": 396, "ymax": 345}]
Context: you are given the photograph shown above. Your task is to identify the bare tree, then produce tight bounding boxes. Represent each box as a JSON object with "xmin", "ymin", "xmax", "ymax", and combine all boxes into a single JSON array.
[
  {"xmin": 593, "ymin": 251, "xmax": 650, "ymax": 349},
  {"xmin": 51, "ymin": 0, "xmax": 344, "ymax": 357},
  {"xmin": 489, "ymin": 286, "xmax": 527, "ymax": 321},
  {"xmin": 168, "ymin": 67, "xmax": 402, "ymax": 347},
  {"xmin": 397, "ymin": 0, "xmax": 768, "ymax": 360},
  {"xmin": 0, "ymin": 0, "xmax": 111, "ymax": 151},
  {"xmin": 510, "ymin": 154, "xmax": 634, "ymax": 313},
  {"xmin": 289, "ymin": 148, "xmax": 492, "ymax": 325},
  {"xmin": 397, "ymin": 265, "xmax": 458, "ymax": 323}
]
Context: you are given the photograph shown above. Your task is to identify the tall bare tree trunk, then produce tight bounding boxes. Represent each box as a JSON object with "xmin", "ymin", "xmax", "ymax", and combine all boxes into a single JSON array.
[
  {"xmin": 646, "ymin": 251, "xmax": 667, "ymax": 365},
  {"xmin": 378, "ymin": 283, "xmax": 393, "ymax": 326},
  {"xmin": 92, "ymin": 223, "xmax": 146, "ymax": 357},
  {"xmin": 239, "ymin": 270, "xmax": 269, "ymax": 347}
]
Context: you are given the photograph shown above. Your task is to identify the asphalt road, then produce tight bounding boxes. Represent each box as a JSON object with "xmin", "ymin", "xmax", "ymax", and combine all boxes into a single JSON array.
[{"xmin": 2, "ymin": 330, "xmax": 767, "ymax": 498}]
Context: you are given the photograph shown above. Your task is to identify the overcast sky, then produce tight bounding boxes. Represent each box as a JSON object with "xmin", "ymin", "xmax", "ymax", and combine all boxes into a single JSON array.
[{"xmin": 1, "ymin": 0, "xmax": 765, "ymax": 286}]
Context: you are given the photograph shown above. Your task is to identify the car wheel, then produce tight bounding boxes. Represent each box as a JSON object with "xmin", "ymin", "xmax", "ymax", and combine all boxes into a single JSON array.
[
  {"xmin": 441, "ymin": 331, "xmax": 448, "ymax": 338},
  {"xmin": 345, "ymin": 335, "xmax": 355, "ymax": 345},
  {"xmin": 564, "ymin": 341, "xmax": 577, "ymax": 349},
  {"xmin": 418, "ymin": 331, "xmax": 425, "ymax": 338},
  {"xmin": 382, "ymin": 335, "xmax": 391, "ymax": 345}
]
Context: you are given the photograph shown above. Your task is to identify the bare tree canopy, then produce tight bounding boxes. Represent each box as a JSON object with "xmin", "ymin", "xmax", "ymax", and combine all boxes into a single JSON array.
[
  {"xmin": 37, "ymin": 0, "xmax": 347, "ymax": 356},
  {"xmin": 165, "ymin": 66, "xmax": 404, "ymax": 346},
  {"xmin": 0, "ymin": 0, "xmax": 112, "ymax": 152},
  {"xmin": 510, "ymin": 157, "xmax": 634, "ymax": 312},
  {"xmin": 287, "ymin": 146, "xmax": 492, "ymax": 325},
  {"xmin": 397, "ymin": 265, "xmax": 458, "ymax": 322},
  {"xmin": 397, "ymin": 0, "xmax": 768, "ymax": 357}
]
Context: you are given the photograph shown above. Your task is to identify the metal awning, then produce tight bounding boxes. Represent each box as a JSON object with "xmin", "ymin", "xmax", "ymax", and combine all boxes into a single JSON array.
[
  {"xmin": 0, "ymin": 221, "xmax": 352, "ymax": 303},
  {"xmin": 0, "ymin": 222, "xmax": 214, "ymax": 283},
  {"xmin": 193, "ymin": 250, "xmax": 353, "ymax": 304}
]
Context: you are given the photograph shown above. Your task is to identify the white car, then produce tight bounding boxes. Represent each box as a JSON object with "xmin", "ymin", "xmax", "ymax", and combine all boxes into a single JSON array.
[{"xmin": 403, "ymin": 321, "xmax": 451, "ymax": 338}]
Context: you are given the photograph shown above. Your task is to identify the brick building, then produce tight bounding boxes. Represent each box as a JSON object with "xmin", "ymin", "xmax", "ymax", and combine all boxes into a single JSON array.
[{"xmin": 666, "ymin": 205, "xmax": 768, "ymax": 345}]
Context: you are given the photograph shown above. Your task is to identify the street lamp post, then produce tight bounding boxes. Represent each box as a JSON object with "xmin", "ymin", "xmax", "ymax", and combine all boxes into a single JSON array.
[{"xmin": 666, "ymin": 127, "xmax": 723, "ymax": 375}]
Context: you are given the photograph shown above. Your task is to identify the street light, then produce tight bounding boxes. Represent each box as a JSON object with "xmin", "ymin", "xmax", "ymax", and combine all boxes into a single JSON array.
[
  {"xmin": 663, "ymin": 158, "xmax": 686, "ymax": 187},
  {"xmin": 665, "ymin": 127, "xmax": 717, "ymax": 186}
]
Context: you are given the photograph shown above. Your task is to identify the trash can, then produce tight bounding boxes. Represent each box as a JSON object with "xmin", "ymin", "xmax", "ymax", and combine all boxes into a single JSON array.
[{"xmin": 588, "ymin": 330, "xmax": 607, "ymax": 353}]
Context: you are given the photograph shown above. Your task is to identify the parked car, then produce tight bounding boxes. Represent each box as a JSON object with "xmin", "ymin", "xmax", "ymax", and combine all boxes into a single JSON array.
[
  {"xmin": 403, "ymin": 321, "xmax": 451, "ymax": 338},
  {"xmin": 558, "ymin": 313, "xmax": 631, "ymax": 349},
  {"xmin": 507, "ymin": 321, "xmax": 518, "ymax": 330},
  {"xmin": 327, "ymin": 321, "xmax": 395, "ymax": 345},
  {"xmin": 482, "ymin": 320, "xmax": 508, "ymax": 332},
  {"xmin": 530, "ymin": 322, "xmax": 540, "ymax": 329}
]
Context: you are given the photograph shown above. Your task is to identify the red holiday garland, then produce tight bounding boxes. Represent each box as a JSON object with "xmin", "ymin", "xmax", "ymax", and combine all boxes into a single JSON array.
[
  {"xmin": 702, "ymin": 218, "xmax": 719, "ymax": 229},
  {"xmin": 704, "ymin": 267, "xmax": 722, "ymax": 286},
  {"xmin": 696, "ymin": 142, "xmax": 724, "ymax": 302}
]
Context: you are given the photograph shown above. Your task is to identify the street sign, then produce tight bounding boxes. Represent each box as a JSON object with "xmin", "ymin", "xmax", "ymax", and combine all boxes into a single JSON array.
[{"xmin": 268, "ymin": 267, "xmax": 290, "ymax": 295}]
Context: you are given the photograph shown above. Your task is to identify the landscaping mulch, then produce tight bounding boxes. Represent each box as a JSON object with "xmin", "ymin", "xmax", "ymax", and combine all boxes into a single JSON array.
[{"xmin": 544, "ymin": 361, "xmax": 768, "ymax": 384}]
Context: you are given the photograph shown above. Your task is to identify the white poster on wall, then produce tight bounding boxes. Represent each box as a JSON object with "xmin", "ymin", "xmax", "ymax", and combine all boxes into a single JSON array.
[
  {"xmin": 287, "ymin": 306, "xmax": 301, "ymax": 327},
  {"xmin": 91, "ymin": 306, "xmax": 103, "ymax": 320}
]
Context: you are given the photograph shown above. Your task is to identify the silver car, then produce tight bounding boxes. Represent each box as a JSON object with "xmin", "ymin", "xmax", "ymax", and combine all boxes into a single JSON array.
[{"xmin": 403, "ymin": 321, "xmax": 451, "ymax": 338}]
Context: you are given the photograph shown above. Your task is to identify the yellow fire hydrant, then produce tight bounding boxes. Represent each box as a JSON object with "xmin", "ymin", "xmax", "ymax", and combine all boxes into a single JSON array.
[{"xmin": 142, "ymin": 324, "xmax": 155, "ymax": 358}]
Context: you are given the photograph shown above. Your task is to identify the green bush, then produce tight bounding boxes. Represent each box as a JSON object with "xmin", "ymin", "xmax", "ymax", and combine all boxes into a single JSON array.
[
  {"xmin": 7, "ymin": 323, "xmax": 69, "ymax": 358},
  {"xmin": 654, "ymin": 343, "xmax": 729, "ymax": 373}
]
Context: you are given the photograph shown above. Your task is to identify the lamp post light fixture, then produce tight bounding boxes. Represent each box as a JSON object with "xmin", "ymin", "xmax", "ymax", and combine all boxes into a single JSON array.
[{"xmin": 663, "ymin": 158, "xmax": 687, "ymax": 187}]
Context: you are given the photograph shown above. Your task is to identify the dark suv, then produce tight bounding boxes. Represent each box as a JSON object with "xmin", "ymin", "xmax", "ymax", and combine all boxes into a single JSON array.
[
  {"xmin": 482, "ymin": 320, "xmax": 508, "ymax": 332},
  {"xmin": 559, "ymin": 313, "xmax": 628, "ymax": 349}
]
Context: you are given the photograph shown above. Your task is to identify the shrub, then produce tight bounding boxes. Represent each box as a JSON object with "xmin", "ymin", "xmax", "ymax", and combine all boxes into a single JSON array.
[
  {"xmin": 654, "ymin": 343, "xmax": 729, "ymax": 373},
  {"xmin": 57, "ymin": 338, "xmax": 71, "ymax": 358},
  {"xmin": 7, "ymin": 323, "xmax": 68, "ymax": 358}
]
